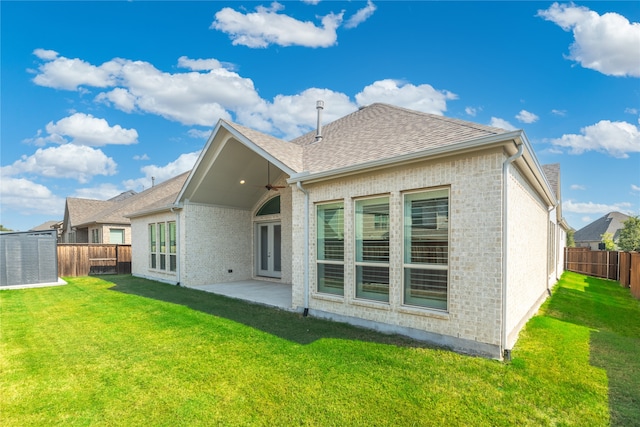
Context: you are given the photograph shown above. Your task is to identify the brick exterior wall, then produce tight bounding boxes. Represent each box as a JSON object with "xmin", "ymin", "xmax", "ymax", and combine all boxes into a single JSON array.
[
  {"xmin": 292, "ymin": 148, "xmax": 508, "ymax": 356},
  {"xmin": 130, "ymin": 211, "xmax": 179, "ymax": 284},
  {"xmin": 504, "ymin": 165, "xmax": 551, "ymax": 348}
]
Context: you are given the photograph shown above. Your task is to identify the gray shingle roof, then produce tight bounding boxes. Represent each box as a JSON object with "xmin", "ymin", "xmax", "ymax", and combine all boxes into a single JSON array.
[
  {"xmin": 223, "ymin": 120, "xmax": 304, "ymax": 173},
  {"xmin": 541, "ymin": 164, "xmax": 560, "ymax": 200},
  {"xmin": 66, "ymin": 198, "xmax": 116, "ymax": 227},
  {"xmin": 70, "ymin": 172, "xmax": 190, "ymax": 227},
  {"xmin": 291, "ymin": 103, "xmax": 509, "ymax": 173},
  {"xmin": 574, "ymin": 212, "xmax": 631, "ymax": 242}
]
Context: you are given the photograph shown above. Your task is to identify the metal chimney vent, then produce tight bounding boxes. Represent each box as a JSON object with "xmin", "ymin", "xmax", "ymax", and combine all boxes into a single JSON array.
[{"xmin": 315, "ymin": 100, "xmax": 324, "ymax": 142}]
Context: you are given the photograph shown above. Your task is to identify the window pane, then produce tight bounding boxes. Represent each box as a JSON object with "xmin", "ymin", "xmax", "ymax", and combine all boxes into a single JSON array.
[
  {"xmin": 256, "ymin": 196, "xmax": 281, "ymax": 216},
  {"xmin": 356, "ymin": 198, "xmax": 389, "ymax": 263},
  {"xmin": 158, "ymin": 223, "xmax": 166, "ymax": 253},
  {"xmin": 170, "ymin": 255, "xmax": 177, "ymax": 272},
  {"xmin": 356, "ymin": 265, "xmax": 389, "ymax": 302},
  {"xmin": 169, "ymin": 222, "xmax": 176, "ymax": 254},
  {"xmin": 274, "ymin": 224, "xmax": 281, "ymax": 272},
  {"xmin": 404, "ymin": 268, "xmax": 447, "ymax": 310},
  {"xmin": 151, "ymin": 254, "xmax": 157, "ymax": 269},
  {"xmin": 110, "ymin": 229, "xmax": 124, "ymax": 245},
  {"xmin": 404, "ymin": 189, "xmax": 449, "ymax": 310},
  {"xmin": 160, "ymin": 254, "xmax": 166, "ymax": 270},
  {"xmin": 260, "ymin": 225, "xmax": 269, "ymax": 270},
  {"xmin": 317, "ymin": 202, "xmax": 344, "ymax": 261},
  {"xmin": 317, "ymin": 263, "xmax": 344, "ymax": 295},
  {"xmin": 149, "ymin": 224, "xmax": 156, "ymax": 252}
]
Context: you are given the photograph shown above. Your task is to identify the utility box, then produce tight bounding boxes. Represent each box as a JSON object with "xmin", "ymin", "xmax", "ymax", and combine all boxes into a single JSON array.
[{"xmin": 0, "ymin": 230, "xmax": 58, "ymax": 287}]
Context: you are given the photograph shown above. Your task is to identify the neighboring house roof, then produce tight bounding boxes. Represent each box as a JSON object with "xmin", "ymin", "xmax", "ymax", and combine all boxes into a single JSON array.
[
  {"xmin": 85, "ymin": 172, "xmax": 190, "ymax": 226},
  {"xmin": 65, "ymin": 172, "xmax": 190, "ymax": 228},
  {"xmin": 108, "ymin": 190, "xmax": 137, "ymax": 202},
  {"xmin": 65, "ymin": 198, "xmax": 116, "ymax": 229},
  {"xmin": 574, "ymin": 212, "xmax": 631, "ymax": 242},
  {"xmin": 292, "ymin": 103, "xmax": 509, "ymax": 174},
  {"xmin": 30, "ymin": 220, "xmax": 62, "ymax": 232}
]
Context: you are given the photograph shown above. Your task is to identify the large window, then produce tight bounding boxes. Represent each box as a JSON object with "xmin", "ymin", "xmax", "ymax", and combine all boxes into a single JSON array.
[
  {"xmin": 403, "ymin": 189, "xmax": 449, "ymax": 310},
  {"xmin": 355, "ymin": 197, "xmax": 390, "ymax": 302},
  {"xmin": 317, "ymin": 202, "xmax": 344, "ymax": 295},
  {"xmin": 149, "ymin": 221, "xmax": 176, "ymax": 272}
]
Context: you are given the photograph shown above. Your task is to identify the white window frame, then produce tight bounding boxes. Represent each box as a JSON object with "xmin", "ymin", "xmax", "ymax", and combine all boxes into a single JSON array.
[
  {"xmin": 355, "ymin": 196, "xmax": 390, "ymax": 303},
  {"xmin": 402, "ymin": 187, "xmax": 450, "ymax": 311},
  {"xmin": 316, "ymin": 201, "xmax": 345, "ymax": 296},
  {"xmin": 149, "ymin": 221, "xmax": 176, "ymax": 272}
]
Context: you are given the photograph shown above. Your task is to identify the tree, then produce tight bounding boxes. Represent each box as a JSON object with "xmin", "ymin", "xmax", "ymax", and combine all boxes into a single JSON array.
[
  {"xmin": 617, "ymin": 216, "xmax": 640, "ymax": 252},
  {"xmin": 0, "ymin": 224, "xmax": 12, "ymax": 232},
  {"xmin": 600, "ymin": 232, "xmax": 616, "ymax": 251},
  {"xmin": 566, "ymin": 229, "xmax": 575, "ymax": 248}
]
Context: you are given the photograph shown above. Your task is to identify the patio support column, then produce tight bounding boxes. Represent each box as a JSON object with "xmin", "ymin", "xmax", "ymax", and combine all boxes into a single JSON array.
[{"xmin": 297, "ymin": 181, "xmax": 310, "ymax": 315}]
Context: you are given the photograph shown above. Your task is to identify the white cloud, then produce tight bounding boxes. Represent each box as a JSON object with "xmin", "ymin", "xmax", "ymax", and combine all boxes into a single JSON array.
[
  {"xmin": 549, "ymin": 120, "xmax": 640, "ymax": 158},
  {"xmin": 570, "ymin": 184, "xmax": 586, "ymax": 190},
  {"xmin": 0, "ymin": 175, "xmax": 64, "ymax": 217},
  {"xmin": 344, "ymin": 0, "xmax": 376, "ymax": 29},
  {"xmin": 187, "ymin": 129, "xmax": 212, "ymax": 139},
  {"xmin": 632, "ymin": 184, "xmax": 640, "ymax": 192},
  {"xmin": 551, "ymin": 109, "xmax": 567, "ymax": 116},
  {"xmin": 265, "ymin": 88, "xmax": 357, "ymax": 139},
  {"xmin": 355, "ymin": 79, "xmax": 457, "ymax": 115},
  {"xmin": 73, "ymin": 183, "xmax": 124, "ymax": 200},
  {"xmin": 35, "ymin": 113, "xmax": 138, "ymax": 146},
  {"xmin": 32, "ymin": 50, "xmax": 118, "ymax": 90},
  {"xmin": 123, "ymin": 151, "xmax": 200, "ymax": 191},
  {"xmin": 489, "ymin": 117, "xmax": 517, "ymax": 131},
  {"xmin": 3, "ymin": 145, "xmax": 117, "ymax": 183},
  {"xmin": 177, "ymin": 56, "xmax": 223, "ymax": 71},
  {"xmin": 95, "ymin": 88, "xmax": 137, "ymax": 113},
  {"xmin": 133, "ymin": 154, "xmax": 150, "ymax": 161},
  {"xmin": 465, "ymin": 106, "xmax": 481, "ymax": 117},
  {"xmin": 32, "ymin": 52, "xmax": 458, "ymax": 139},
  {"xmin": 625, "ymin": 108, "xmax": 639, "ymax": 115},
  {"xmin": 211, "ymin": 2, "xmax": 343, "ymax": 48},
  {"xmin": 516, "ymin": 110, "xmax": 539, "ymax": 124},
  {"xmin": 538, "ymin": 3, "xmax": 640, "ymax": 77},
  {"xmin": 564, "ymin": 199, "xmax": 633, "ymax": 215},
  {"xmin": 33, "ymin": 48, "xmax": 59, "ymax": 61}
]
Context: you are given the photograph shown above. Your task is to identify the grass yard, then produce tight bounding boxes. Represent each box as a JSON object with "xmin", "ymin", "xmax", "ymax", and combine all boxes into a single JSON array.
[{"xmin": 1, "ymin": 271, "xmax": 638, "ymax": 426}]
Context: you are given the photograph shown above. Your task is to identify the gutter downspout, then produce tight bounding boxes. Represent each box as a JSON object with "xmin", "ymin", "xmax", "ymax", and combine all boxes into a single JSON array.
[
  {"xmin": 296, "ymin": 181, "xmax": 310, "ymax": 316},
  {"xmin": 501, "ymin": 142, "xmax": 524, "ymax": 361}
]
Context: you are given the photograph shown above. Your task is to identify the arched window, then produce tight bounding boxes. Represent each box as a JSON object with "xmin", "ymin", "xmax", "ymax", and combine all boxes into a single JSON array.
[{"xmin": 256, "ymin": 196, "xmax": 280, "ymax": 216}]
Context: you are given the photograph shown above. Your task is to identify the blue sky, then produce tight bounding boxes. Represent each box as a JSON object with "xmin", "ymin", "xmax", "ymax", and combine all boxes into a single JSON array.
[{"xmin": 1, "ymin": 1, "xmax": 639, "ymax": 232}]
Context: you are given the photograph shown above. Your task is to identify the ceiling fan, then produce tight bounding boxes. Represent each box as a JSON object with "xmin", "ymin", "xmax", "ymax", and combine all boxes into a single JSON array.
[{"xmin": 264, "ymin": 161, "xmax": 286, "ymax": 191}]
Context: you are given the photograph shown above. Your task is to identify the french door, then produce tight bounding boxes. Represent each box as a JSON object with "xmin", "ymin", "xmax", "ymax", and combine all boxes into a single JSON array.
[{"xmin": 257, "ymin": 222, "xmax": 281, "ymax": 278}]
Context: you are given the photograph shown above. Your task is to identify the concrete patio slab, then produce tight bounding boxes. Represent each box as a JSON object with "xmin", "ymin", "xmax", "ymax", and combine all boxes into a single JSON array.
[{"xmin": 188, "ymin": 280, "xmax": 293, "ymax": 311}]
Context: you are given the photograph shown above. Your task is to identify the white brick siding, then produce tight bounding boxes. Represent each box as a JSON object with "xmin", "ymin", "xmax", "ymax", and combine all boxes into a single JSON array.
[
  {"xmin": 504, "ymin": 165, "xmax": 550, "ymax": 348},
  {"xmin": 130, "ymin": 211, "xmax": 179, "ymax": 284},
  {"xmin": 292, "ymin": 148, "xmax": 507, "ymax": 355}
]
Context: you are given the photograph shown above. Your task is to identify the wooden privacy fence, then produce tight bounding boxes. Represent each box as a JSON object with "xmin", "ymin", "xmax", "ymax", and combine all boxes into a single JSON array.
[
  {"xmin": 58, "ymin": 244, "xmax": 131, "ymax": 277},
  {"xmin": 565, "ymin": 247, "xmax": 640, "ymax": 299}
]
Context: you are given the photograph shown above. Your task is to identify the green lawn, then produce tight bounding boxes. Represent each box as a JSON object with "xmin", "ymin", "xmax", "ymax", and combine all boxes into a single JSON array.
[{"xmin": 1, "ymin": 271, "xmax": 638, "ymax": 426}]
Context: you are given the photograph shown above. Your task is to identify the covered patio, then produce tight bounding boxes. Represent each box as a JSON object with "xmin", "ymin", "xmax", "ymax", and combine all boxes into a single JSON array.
[{"xmin": 188, "ymin": 280, "xmax": 293, "ymax": 311}]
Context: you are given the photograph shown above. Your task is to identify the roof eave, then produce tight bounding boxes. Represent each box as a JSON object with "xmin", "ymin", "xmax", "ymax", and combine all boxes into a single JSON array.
[
  {"xmin": 125, "ymin": 204, "xmax": 183, "ymax": 219},
  {"xmin": 288, "ymin": 130, "xmax": 524, "ymax": 185}
]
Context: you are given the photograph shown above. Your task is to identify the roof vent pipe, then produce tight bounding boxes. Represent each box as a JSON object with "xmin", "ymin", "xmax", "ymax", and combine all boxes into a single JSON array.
[{"xmin": 315, "ymin": 100, "xmax": 324, "ymax": 142}]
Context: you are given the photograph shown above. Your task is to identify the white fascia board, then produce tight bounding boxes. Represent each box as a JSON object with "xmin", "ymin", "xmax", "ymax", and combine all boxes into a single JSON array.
[
  {"xmin": 175, "ymin": 119, "xmax": 225, "ymax": 204},
  {"xmin": 288, "ymin": 131, "xmax": 524, "ymax": 184},
  {"xmin": 125, "ymin": 204, "xmax": 182, "ymax": 219},
  {"xmin": 513, "ymin": 132, "xmax": 558, "ymax": 207}
]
